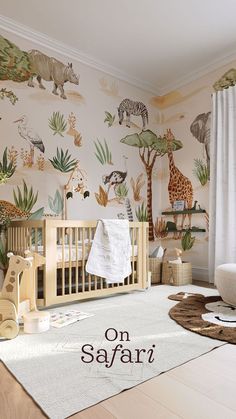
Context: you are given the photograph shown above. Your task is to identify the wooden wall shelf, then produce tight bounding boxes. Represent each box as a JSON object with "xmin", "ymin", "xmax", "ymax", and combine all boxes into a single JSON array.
[
  {"xmin": 162, "ymin": 209, "xmax": 206, "ymax": 215},
  {"xmin": 167, "ymin": 228, "xmax": 206, "ymax": 233}
]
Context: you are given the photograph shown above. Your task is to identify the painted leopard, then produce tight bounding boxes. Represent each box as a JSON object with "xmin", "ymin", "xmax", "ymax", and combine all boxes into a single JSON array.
[{"xmin": 0, "ymin": 200, "xmax": 28, "ymax": 219}]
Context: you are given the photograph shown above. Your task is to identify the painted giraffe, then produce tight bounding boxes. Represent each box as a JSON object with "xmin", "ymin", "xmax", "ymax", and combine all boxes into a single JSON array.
[{"xmin": 166, "ymin": 129, "xmax": 193, "ymax": 235}]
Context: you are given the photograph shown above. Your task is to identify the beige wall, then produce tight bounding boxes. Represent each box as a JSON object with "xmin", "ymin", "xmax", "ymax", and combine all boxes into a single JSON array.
[
  {"xmin": 0, "ymin": 29, "xmax": 160, "ymax": 225},
  {"xmin": 153, "ymin": 61, "xmax": 236, "ymax": 278},
  {"xmin": 1, "ymin": 27, "xmax": 235, "ymax": 278}
]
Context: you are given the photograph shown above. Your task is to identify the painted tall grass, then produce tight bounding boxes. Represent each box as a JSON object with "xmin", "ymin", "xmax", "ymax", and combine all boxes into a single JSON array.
[
  {"xmin": 13, "ymin": 180, "xmax": 38, "ymax": 212},
  {"xmin": 0, "ymin": 147, "xmax": 16, "ymax": 184},
  {"xmin": 49, "ymin": 148, "xmax": 77, "ymax": 173},
  {"xmin": 135, "ymin": 202, "xmax": 148, "ymax": 221},
  {"xmin": 115, "ymin": 183, "xmax": 128, "ymax": 199},
  {"xmin": 94, "ymin": 139, "xmax": 113, "ymax": 165},
  {"xmin": 49, "ymin": 111, "xmax": 67, "ymax": 136},
  {"xmin": 104, "ymin": 111, "xmax": 115, "ymax": 127},
  {"xmin": 193, "ymin": 158, "xmax": 209, "ymax": 186}
]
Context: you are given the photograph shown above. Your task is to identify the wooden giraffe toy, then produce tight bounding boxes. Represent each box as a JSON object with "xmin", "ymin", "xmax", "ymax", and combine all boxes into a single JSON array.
[
  {"xmin": 165, "ymin": 129, "xmax": 193, "ymax": 237},
  {"xmin": 20, "ymin": 250, "xmax": 46, "ymax": 312},
  {"xmin": 0, "ymin": 253, "xmax": 32, "ymax": 339}
]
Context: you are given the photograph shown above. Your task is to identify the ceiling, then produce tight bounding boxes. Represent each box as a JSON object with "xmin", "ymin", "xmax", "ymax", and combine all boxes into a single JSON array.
[{"xmin": 1, "ymin": 0, "xmax": 236, "ymax": 94}]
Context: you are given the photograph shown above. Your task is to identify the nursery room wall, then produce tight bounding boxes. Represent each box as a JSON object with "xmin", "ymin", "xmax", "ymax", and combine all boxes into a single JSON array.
[
  {"xmin": 0, "ymin": 29, "xmax": 162, "ymax": 239},
  {"xmin": 1, "ymin": 27, "xmax": 236, "ymax": 279},
  {"xmin": 155, "ymin": 60, "xmax": 236, "ymax": 280}
]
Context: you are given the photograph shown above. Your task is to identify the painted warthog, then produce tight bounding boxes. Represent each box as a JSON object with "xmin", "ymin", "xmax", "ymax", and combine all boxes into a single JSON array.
[{"xmin": 28, "ymin": 50, "xmax": 80, "ymax": 99}]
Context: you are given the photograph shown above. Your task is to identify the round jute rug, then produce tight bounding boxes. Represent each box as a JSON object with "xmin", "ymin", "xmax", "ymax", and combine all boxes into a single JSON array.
[{"xmin": 168, "ymin": 292, "xmax": 236, "ymax": 344}]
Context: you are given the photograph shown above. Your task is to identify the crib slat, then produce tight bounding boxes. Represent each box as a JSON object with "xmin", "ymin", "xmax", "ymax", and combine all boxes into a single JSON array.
[
  {"xmin": 7, "ymin": 220, "xmax": 147, "ymax": 306},
  {"xmin": 75, "ymin": 227, "xmax": 79, "ymax": 293},
  {"xmin": 82, "ymin": 227, "xmax": 85, "ymax": 292},
  {"xmin": 62, "ymin": 227, "xmax": 65, "ymax": 296},
  {"xmin": 28, "ymin": 227, "xmax": 31, "ymax": 250},
  {"xmin": 69, "ymin": 228, "xmax": 72, "ymax": 294},
  {"xmin": 88, "ymin": 227, "xmax": 92, "ymax": 291},
  {"xmin": 131, "ymin": 227, "xmax": 135, "ymax": 285},
  {"xmin": 35, "ymin": 228, "xmax": 38, "ymax": 253}
]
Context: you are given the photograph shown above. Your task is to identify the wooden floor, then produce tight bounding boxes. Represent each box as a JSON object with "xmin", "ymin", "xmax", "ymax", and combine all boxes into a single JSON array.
[
  {"xmin": 1, "ymin": 344, "xmax": 236, "ymax": 419},
  {"xmin": 1, "ymin": 282, "xmax": 236, "ymax": 419}
]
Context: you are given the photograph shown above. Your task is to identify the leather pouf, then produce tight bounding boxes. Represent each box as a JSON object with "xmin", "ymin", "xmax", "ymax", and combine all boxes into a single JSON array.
[{"xmin": 215, "ymin": 264, "xmax": 236, "ymax": 306}]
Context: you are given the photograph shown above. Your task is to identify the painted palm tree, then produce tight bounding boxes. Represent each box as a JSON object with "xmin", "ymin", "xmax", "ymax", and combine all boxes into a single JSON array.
[{"xmin": 121, "ymin": 129, "xmax": 182, "ymax": 241}]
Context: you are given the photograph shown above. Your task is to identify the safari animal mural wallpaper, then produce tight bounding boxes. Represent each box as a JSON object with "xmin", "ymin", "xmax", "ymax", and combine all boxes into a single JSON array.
[
  {"xmin": 190, "ymin": 111, "xmax": 211, "ymax": 183},
  {"xmin": 1, "ymin": 28, "xmax": 236, "ymax": 281},
  {"xmin": 0, "ymin": 31, "xmax": 155, "ymax": 242},
  {"xmin": 118, "ymin": 98, "xmax": 149, "ymax": 130}
]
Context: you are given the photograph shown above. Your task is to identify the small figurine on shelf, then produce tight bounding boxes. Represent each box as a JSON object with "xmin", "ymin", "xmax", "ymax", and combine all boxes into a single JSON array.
[
  {"xmin": 198, "ymin": 204, "xmax": 205, "ymax": 211},
  {"xmin": 190, "ymin": 200, "xmax": 198, "ymax": 211}
]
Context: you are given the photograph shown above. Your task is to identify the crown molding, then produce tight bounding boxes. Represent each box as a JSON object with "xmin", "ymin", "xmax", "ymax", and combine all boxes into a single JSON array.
[
  {"xmin": 1, "ymin": 14, "xmax": 236, "ymax": 98},
  {"xmin": 159, "ymin": 49, "xmax": 236, "ymax": 95},
  {"xmin": 0, "ymin": 14, "xmax": 161, "ymax": 96}
]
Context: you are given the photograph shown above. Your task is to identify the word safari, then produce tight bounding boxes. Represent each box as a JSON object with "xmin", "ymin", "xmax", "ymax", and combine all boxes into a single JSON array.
[{"xmin": 81, "ymin": 328, "xmax": 156, "ymax": 368}]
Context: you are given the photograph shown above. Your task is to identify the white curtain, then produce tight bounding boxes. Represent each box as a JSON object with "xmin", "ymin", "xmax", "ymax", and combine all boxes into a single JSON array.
[{"xmin": 209, "ymin": 86, "xmax": 236, "ymax": 282}]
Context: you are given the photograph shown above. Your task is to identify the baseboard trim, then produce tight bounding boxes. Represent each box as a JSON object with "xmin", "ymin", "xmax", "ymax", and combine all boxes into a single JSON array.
[{"xmin": 192, "ymin": 266, "xmax": 209, "ymax": 282}]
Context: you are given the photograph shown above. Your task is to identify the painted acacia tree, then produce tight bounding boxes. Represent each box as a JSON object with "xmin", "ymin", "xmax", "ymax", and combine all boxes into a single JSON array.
[{"xmin": 121, "ymin": 129, "xmax": 182, "ymax": 241}]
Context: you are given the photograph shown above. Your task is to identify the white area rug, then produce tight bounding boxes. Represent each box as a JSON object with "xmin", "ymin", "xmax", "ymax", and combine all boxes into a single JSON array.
[{"xmin": 0, "ymin": 285, "xmax": 223, "ymax": 419}]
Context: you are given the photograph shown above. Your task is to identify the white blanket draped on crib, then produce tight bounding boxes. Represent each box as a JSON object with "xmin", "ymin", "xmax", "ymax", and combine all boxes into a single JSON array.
[{"xmin": 85, "ymin": 219, "xmax": 132, "ymax": 284}]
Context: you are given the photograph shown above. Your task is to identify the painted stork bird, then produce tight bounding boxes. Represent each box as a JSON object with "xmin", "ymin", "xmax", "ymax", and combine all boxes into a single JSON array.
[{"xmin": 13, "ymin": 115, "xmax": 45, "ymax": 162}]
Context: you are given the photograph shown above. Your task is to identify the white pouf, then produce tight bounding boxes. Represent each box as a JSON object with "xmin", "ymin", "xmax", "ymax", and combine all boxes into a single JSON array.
[
  {"xmin": 23, "ymin": 311, "xmax": 50, "ymax": 334},
  {"xmin": 215, "ymin": 264, "xmax": 236, "ymax": 306}
]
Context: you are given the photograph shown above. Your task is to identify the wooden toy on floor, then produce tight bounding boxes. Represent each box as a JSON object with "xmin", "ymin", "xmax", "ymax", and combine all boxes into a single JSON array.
[
  {"xmin": 0, "ymin": 251, "xmax": 49, "ymax": 339},
  {"xmin": 20, "ymin": 251, "xmax": 50, "ymax": 334},
  {"xmin": 0, "ymin": 253, "xmax": 32, "ymax": 339},
  {"xmin": 20, "ymin": 250, "xmax": 46, "ymax": 312}
]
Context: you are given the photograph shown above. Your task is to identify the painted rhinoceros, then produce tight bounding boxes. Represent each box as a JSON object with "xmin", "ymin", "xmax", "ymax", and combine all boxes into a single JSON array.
[{"xmin": 28, "ymin": 49, "xmax": 80, "ymax": 99}]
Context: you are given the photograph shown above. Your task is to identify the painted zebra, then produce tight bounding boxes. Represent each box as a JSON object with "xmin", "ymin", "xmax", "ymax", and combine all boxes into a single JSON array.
[
  {"xmin": 125, "ymin": 198, "xmax": 134, "ymax": 221},
  {"xmin": 118, "ymin": 98, "xmax": 149, "ymax": 130}
]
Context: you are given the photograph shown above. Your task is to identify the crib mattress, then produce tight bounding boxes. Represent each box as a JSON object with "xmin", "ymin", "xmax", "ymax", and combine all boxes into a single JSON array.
[{"xmin": 33, "ymin": 244, "xmax": 138, "ymax": 263}]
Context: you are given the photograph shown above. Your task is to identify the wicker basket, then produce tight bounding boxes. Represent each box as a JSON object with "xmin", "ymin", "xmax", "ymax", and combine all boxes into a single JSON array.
[
  {"xmin": 149, "ymin": 258, "xmax": 162, "ymax": 284},
  {"xmin": 162, "ymin": 261, "xmax": 192, "ymax": 285}
]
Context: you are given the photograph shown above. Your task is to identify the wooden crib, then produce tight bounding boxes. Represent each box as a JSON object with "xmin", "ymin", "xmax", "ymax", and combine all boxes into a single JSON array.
[{"xmin": 7, "ymin": 220, "xmax": 149, "ymax": 307}]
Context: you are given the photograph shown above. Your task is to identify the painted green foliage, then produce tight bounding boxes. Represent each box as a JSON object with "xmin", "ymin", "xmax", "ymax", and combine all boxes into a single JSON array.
[
  {"xmin": 48, "ymin": 190, "xmax": 64, "ymax": 215},
  {"xmin": 13, "ymin": 180, "xmax": 38, "ymax": 212},
  {"xmin": 135, "ymin": 202, "xmax": 148, "ymax": 222},
  {"xmin": 0, "ymin": 35, "xmax": 32, "ymax": 81},
  {"xmin": 28, "ymin": 207, "xmax": 44, "ymax": 220},
  {"xmin": 121, "ymin": 129, "xmax": 183, "ymax": 241},
  {"xmin": 104, "ymin": 111, "xmax": 115, "ymax": 127},
  {"xmin": 0, "ymin": 148, "xmax": 16, "ymax": 184},
  {"xmin": 13, "ymin": 179, "xmax": 44, "ymax": 219},
  {"xmin": 94, "ymin": 139, "xmax": 113, "ymax": 165},
  {"xmin": 49, "ymin": 112, "xmax": 67, "ymax": 137},
  {"xmin": 115, "ymin": 182, "xmax": 128, "ymax": 199},
  {"xmin": 193, "ymin": 158, "xmax": 209, "ymax": 186},
  {"xmin": 49, "ymin": 148, "xmax": 77, "ymax": 173}
]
